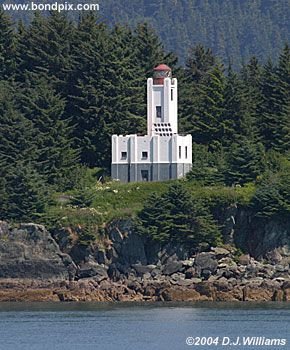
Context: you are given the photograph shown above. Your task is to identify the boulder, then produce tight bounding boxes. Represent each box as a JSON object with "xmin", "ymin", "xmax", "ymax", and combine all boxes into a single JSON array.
[
  {"xmin": 238, "ymin": 254, "xmax": 251, "ymax": 265},
  {"xmin": 107, "ymin": 263, "xmax": 121, "ymax": 281},
  {"xmin": 77, "ymin": 262, "xmax": 108, "ymax": 280},
  {"xmin": 265, "ymin": 249, "xmax": 283, "ymax": 264},
  {"xmin": 162, "ymin": 261, "xmax": 183, "ymax": 275},
  {"xmin": 211, "ymin": 247, "xmax": 231, "ymax": 258},
  {"xmin": 185, "ymin": 267, "xmax": 196, "ymax": 279},
  {"xmin": 132, "ymin": 264, "xmax": 156, "ymax": 276},
  {"xmin": 194, "ymin": 282, "xmax": 216, "ymax": 299},
  {"xmin": 194, "ymin": 253, "xmax": 218, "ymax": 274},
  {"xmin": 161, "ymin": 287, "xmax": 206, "ymax": 302}
]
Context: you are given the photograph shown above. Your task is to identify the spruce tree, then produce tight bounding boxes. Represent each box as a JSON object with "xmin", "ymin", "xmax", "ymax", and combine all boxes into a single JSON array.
[
  {"xmin": 259, "ymin": 56, "xmax": 290, "ymax": 153},
  {"xmin": 137, "ymin": 183, "xmax": 221, "ymax": 248},
  {"xmin": 226, "ymin": 137, "xmax": 266, "ymax": 185},
  {"xmin": 0, "ymin": 81, "xmax": 35, "ymax": 169},
  {"xmin": 67, "ymin": 12, "xmax": 113, "ymax": 167},
  {"xmin": 2, "ymin": 163, "xmax": 46, "ymax": 222},
  {"xmin": 191, "ymin": 64, "xmax": 226, "ymax": 150},
  {"xmin": 17, "ymin": 11, "xmax": 74, "ymax": 94},
  {"xmin": 134, "ymin": 22, "xmax": 166, "ymax": 77},
  {"xmin": 179, "ymin": 45, "xmax": 216, "ymax": 133},
  {"xmin": 0, "ymin": 9, "xmax": 16, "ymax": 80},
  {"xmin": 240, "ymin": 56, "xmax": 263, "ymax": 135},
  {"xmin": 19, "ymin": 75, "xmax": 78, "ymax": 189}
]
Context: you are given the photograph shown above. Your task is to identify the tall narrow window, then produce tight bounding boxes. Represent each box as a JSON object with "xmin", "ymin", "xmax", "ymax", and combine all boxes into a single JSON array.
[
  {"xmin": 156, "ymin": 106, "xmax": 162, "ymax": 118},
  {"xmin": 171, "ymin": 89, "xmax": 174, "ymax": 101},
  {"xmin": 179, "ymin": 146, "xmax": 182, "ymax": 159},
  {"xmin": 185, "ymin": 146, "xmax": 188, "ymax": 159}
]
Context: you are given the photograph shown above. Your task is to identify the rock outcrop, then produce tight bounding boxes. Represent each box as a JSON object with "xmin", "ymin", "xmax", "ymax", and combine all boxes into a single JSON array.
[
  {"xmin": 0, "ymin": 221, "xmax": 76, "ymax": 280},
  {"xmin": 0, "ymin": 217, "xmax": 289, "ymax": 302}
]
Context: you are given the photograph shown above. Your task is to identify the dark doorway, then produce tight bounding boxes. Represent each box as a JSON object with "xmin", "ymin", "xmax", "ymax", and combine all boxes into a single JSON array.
[{"xmin": 141, "ymin": 170, "xmax": 149, "ymax": 181}]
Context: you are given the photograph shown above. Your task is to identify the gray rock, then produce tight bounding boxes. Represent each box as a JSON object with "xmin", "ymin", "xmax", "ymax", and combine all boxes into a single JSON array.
[
  {"xmin": 0, "ymin": 221, "xmax": 9, "ymax": 237},
  {"xmin": 0, "ymin": 222, "xmax": 72, "ymax": 280},
  {"xmin": 238, "ymin": 254, "xmax": 251, "ymax": 265},
  {"xmin": 120, "ymin": 232, "xmax": 147, "ymax": 265},
  {"xmin": 162, "ymin": 261, "xmax": 183, "ymax": 275},
  {"xmin": 191, "ymin": 278, "xmax": 202, "ymax": 284},
  {"xmin": 151, "ymin": 268, "xmax": 161, "ymax": 278},
  {"xmin": 177, "ymin": 279, "xmax": 193, "ymax": 287},
  {"xmin": 275, "ymin": 264, "xmax": 289, "ymax": 272},
  {"xmin": 265, "ymin": 249, "xmax": 283, "ymax": 264},
  {"xmin": 143, "ymin": 272, "xmax": 152, "ymax": 280},
  {"xmin": 201, "ymin": 269, "xmax": 212, "ymax": 279},
  {"xmin": 77, "ymin": 262, "xmax": 108, "ymax": 280},
  {"xmin": 107, "ymin": 263, "xmax": 121, "ymax": 281},
  {"xmin": 95, "ymin": 249, "xmax": 107, "ymax": 265},
  {"xmin": 211, "ymin": 247, "xmax": 231, "ymax": 258},
  {"xmin": 132, "ymin": 264, "xmax": 156, "ymax": 276},
  {"xmin": 194, "ymin": 253, "xmax": 218, "ymax": 273},
  {"xmin": 170, "ymin": 272, "xmax": 185, "ymax": 281},
  {"xmin": 185, "ymin": 267, "xmax": 196, "ymax": 279},
  {"xmin": 182, "ymin": 259, "xmax": 194, "ymax": 267}
]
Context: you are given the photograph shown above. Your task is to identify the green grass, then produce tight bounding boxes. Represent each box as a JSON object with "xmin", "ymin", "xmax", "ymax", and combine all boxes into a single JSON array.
[{"xmin": 45, "ymin": 178, "xmax": 256, "ymax": 231}]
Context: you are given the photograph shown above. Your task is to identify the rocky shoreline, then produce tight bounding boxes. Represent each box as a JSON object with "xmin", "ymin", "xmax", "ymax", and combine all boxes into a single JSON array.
[{"xmin": 0, "ymin": 220, "xmax": 289, "ymax": 302}]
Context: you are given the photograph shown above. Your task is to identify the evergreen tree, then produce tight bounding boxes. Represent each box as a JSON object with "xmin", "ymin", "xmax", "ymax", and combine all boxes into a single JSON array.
[
  {"xmin": 185, "ymin": 45, "xmax": 217, "ymax": 84},
  {"xmin": 223, "ymin": 65, "xmax": 252, "ymax": 145},
  {"xmin": 0, "ymin": 81, "xmax": 35, "ymax": 169},
  {"xmin": 65, "ymin": 13, "xmax": 109, "ymax": 166},
  {"xmin": 275, "ymin": 44, "xmax": 290, "ymax": 151},
  {"xmin": 186, "ymin": 143, "xmax": 226, "ymax": 185},
  {"xmin": 19, "ymin": 75, "xmax": 78, "ymax": 189},
  {"xmin": 251, "ymin": 170, "xmax": 290, "ymax": 219},
  {"xmin": 1, "ymin": 163, "xmax": 46, "ymax": 222},
  {"xmin": 191, "ymin": 64, "xmax": 226, "ymax": 150},
  {"xmin": 0, "ymin": 9, "xmax": 16, "ymax": 80},
  {"xmin": 17, "ymin": 11, "xmax": 74, "ymax": 94},
  {"xmin": 67, "ymin": 12, "xmax": 109, "ymax": 167},
  {"xmin": 134, "ymin": 22, "xmax": 166, "ymax": 77},
  {"xmin": 136, "ymin": 183, "xmax": 221, "ymax": 248},
  {"xmin": 179, "ymin": 45, "xmax": 216, "ymax": 133},
  {"xmin": 226, "ymin": 137, "xmax": 266, "ymax": 185},
  {"xmin": 259, "ymin": 58, "xmax": 290, "ymax": 152},
  {"xmin": 239, "ymin": 56, "xmax": 263, "ymax": 142}
]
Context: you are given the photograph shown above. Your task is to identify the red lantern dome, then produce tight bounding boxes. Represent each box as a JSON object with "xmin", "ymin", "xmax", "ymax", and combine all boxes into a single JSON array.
[{"xmin": 153, "ymin": 64, "xmax": 172, "ymax": 85}]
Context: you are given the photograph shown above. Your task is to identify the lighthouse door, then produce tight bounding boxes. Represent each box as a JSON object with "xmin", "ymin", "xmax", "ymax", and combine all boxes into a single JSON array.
[{"xmin": 141, "ymin": 170, "xmax": 149, "ymax": 182}]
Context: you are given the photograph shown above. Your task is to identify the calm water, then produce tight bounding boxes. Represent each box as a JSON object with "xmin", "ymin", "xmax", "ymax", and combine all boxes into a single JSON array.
[{"xmin": 0, "ymin": 302, "xmax": 289, "ymax": 350}]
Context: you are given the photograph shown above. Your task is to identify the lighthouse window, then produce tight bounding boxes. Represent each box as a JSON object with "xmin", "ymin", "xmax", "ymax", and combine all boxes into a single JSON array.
[
  {"xmin": 156, "ymin": 106, "xmax": 162, "ymax": 118},
  {"xmin": 171, "ymin": 89, "xmax": 174, "ymax": 101},
  {"xmin": 179, "ymin": 146, "xmax": 182, "ymax": 159},
  {"xmin": 121, "ymin": 152, "xmax": 127, "ymax": 160},
  {"xmin": 142, "ymin": 151, "xmax": 148, "ymax": 159}
]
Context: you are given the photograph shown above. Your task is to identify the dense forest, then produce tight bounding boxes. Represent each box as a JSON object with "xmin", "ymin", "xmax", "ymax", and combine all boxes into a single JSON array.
[
  {"xmin": 4, "ymin": 0, "xmax": 290, "ymax": 66},
  {"xmin": 0, "ymin": 10, "xmax": 289, "ymax": 247}
]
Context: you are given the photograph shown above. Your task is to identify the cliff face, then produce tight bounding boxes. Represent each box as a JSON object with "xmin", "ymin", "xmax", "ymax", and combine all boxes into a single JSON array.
[
  {"xmin": 0, "ymin": 208, "xmax": 289, "ymax": 302},
  {"xmin": 0, "ymin": 221, "xmax": 76, "ymax": 280},
  {"xmin": 234, "ymin": 209, "xmax": 290, "ymax": 259}
]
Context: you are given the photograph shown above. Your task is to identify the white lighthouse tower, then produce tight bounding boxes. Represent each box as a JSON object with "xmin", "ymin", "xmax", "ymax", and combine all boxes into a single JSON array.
[{"xmin": 111, "ymin": 64, "xmax": 192, "ymax": 182}]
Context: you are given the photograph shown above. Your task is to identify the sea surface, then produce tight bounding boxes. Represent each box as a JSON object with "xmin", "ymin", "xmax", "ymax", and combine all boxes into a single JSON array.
[{"xmin": 0, "ymin": 302, "xmax": 289, "ymax": 350}]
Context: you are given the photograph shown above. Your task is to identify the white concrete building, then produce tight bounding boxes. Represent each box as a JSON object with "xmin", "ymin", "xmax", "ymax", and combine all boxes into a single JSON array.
[{"xmin": 111, "ymin": 64, "xmax": 192, "ymax": 182}]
